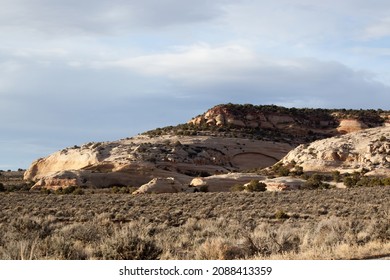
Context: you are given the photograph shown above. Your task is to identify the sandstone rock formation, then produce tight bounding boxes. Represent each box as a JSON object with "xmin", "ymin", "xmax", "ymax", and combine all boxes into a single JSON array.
[
  {"xmin": 188, "ymin": 175, "xmax": 307, "ymax": 192},
  {"xmin": 259, "ymin": 177, "xmax": 306, "ymax": 191},
  {"xmin": 337, "ymin": 119, "xmax": 368, "ymax": 134},
  {"xmin": 25, "ymin": 135, "xmax": 292, "ymax": 190},
  {"xmin": 279, "ymin": 126, "xmax": 390, "ymax": 175},
  {"xmin": 133, "ymin": 177, "xmax": 185, "ymax": 194},
  {"xmin": 24, "ymin": 104, "xmax": 390, "ymax": 191},
  {"xmin": 189, "ymin": 173, "xmax": 266, "ymax": 192},
  {"xmin": 30, "ymin": 169, "xmax": 154, "ymax": 191}
]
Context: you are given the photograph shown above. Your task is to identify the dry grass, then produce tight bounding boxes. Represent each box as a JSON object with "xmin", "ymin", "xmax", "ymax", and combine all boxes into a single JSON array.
[{"xmin": 0, "ymin": 186, "xmax": 389, "ymax": 260}]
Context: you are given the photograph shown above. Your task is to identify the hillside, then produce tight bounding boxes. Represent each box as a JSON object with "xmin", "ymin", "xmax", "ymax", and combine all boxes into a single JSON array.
[{"xmin": 23, "ymin": 104, "xmax": 390, "ymax": 191}]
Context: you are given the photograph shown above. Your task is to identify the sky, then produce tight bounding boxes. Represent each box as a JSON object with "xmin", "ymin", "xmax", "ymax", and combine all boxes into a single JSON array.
[{"xmin": 2, "ymin": 0, "xmax": 390, "ymax": 170}]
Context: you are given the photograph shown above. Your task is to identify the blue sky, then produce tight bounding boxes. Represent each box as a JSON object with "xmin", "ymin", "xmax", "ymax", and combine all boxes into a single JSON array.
[{"xmin": 1, "ymin": 0, "xmax": 390, "ymax": 170}]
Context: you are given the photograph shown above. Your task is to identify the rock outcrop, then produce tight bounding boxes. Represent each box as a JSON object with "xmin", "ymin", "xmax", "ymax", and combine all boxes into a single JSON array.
[
  {"xmin": 259, "ymin": 177, "xmax": 306, "ymax": 191},
  {"xmin": 133, "ymin": 177, "xmax": 185, "ymax": 194},
  {"xmin": 30, "ymin": 169, "xmax": 156, "ymax": 191},
  {"xmin": 279, "ymin": 126, "xmax": 390, "ymax": 175},
  {"xmin": 189, "ymin": 173, "xmax": 266, "ymax": 192},
  {"xmin": 337, "ymin": 119, "xmax": 368, "ymax": 134},
  {"xmin": 24, "ymin": 146, "xmax": 99, "ymax": 181}
]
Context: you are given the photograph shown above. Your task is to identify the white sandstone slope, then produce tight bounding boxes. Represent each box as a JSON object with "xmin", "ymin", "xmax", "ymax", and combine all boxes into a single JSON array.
[
  {"xmin": 24, "ymin": 143, "xmax": 100, "ymax": 180},
  {"xmin": 280, "ymin": 126, "xmax": 390, "ymax": 175}
]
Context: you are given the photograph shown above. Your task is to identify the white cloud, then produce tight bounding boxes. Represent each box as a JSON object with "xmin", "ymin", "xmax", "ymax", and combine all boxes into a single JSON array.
[
  {"xmin": 105, "ymin": 43, "xmax": 388, "ymax": 95},
  {"xmin": 0, "ymin": 0, "xmax": 231, "ymax": 36},
  {"xmin": 109, "ymin": 44, "xmax": 257, "ymax": 82},
  {"xmin": 361, "ymin": 17, "xmax": 390, "ymax": 40}
]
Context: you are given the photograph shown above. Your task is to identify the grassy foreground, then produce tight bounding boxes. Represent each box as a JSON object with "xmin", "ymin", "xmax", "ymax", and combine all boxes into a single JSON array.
[{"xmin": 0, "ymin": 187, "xmax": 389, "ymax": 260}]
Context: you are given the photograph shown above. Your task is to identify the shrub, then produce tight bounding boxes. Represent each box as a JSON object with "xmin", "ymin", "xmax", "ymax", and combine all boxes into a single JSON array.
[
  {"xmin": 98, "ymin": 227, "xmax": 162, "ymax": 260},
  {"xmin": 272, "ymin": 163, "xmax": 290, "ymax": 177},
  {"xmin": 304, "ymin": 174, "xmax": 330, "ymax": 189},
  {"xmin": 62, "ymin": 186, "xmax": 77, "ymax": 194},
  {"xmin": 245, "ymin": 180, "xmax": 267, "ymax": 192},
  {"xmin": 343, "ymin": 172, "xmax": 361, "ymax": 188},
  {"xmin": 72, "ymin": 188, "xmax": 85, "ymax": 195},
  {"xmin": 40, "ymin": 188, "xmax": 52, "ymax": 195},
  {"xmin": 291, "ymin": 165, "xmax": 304, "ymax": 176},
  {"xmin": 55, "ymin": 186, "xmax": 84, "ymax": 195},
  {"xmin": 343, "ymin": 177, "xmax": 356, "ymax": 188},
  {"xmin": 332, "ymin": 171, "xmax": 341, "ymax": 182},
  {"xmin": 381, "ymin": 177, "xmax": 390, "ymax": 186},
  {"xmin": 275, "ymin": 210, "xmax": 289, "ymax": 220},
  {"xmin": 231, "ymin": 184, "xmax": 245, "ymax": 192},
  {"xmin": 112, "ymin": 186, "xmax": 138, "ymax": 194},
  {"xmin": 0, "ymin": 183, "xmax": 5, "ymax": 192},
  {"xmin": 231, "ymin": 181, "xmax": 266, "ymax": 192}
]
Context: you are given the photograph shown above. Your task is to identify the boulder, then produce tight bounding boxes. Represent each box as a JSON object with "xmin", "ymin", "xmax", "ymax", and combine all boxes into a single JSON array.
[
  {"xmin": 30, "ymin": 169, "xmax": 147, "ymax": 190},
  {"xmin": 337, "ymin": 119, "xmax": 367, "ymax": 134},
  {"xmin": 134, "ymin": 177, "xmax": 185, "ymax": 194},
  {"xmin": 260, "ymin": 177, "xmax": 306, "ymax": 191},
  {"xmin": 189, "ymin": 173, "xmax": 266, "ymax": 192}
]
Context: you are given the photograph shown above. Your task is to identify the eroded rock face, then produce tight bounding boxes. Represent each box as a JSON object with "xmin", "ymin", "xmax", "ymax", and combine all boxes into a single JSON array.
[
  {"xmin": 280, "ymin": 126, "xmax": 390, "ymax": 175},
  {"xmin": 133, "ymin": 177, "xmax": 185, "ymax": 194},
  {"xmin": 188, "ymin": 105, "xmax": 308, "ymax": 135},
  {"xmin": 189, "ymin": 173, "xmax": 266, "ymax": 192},
  {"xmin": 259, "ymin": 177, "xmax": 306, "ymax": 191},
  {"xmin": 337, "ymin": 119, "xmax": 368, "ymax": 134},
  {"xmin": 24, "ymin": 146, "xmax": 99, "ymax": 181},
  {"xmin": 33, "ymin": 173, "xmax": 78, "ymax": 191}
]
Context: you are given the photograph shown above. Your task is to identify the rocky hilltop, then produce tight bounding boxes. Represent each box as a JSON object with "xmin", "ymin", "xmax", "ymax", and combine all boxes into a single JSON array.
[
  {"xmin": 187, "ymin": 104, "xmax": 389, "ymax": 141},
  {"xmin": 24, "ymin": 104, "xmax": 390, "ymax": 192}
]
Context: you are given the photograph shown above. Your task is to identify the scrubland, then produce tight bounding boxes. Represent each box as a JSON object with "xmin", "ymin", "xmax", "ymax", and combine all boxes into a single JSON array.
[{"xmin": 0, "ymin": 186, "xmax": 389, "ymax": 260}]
